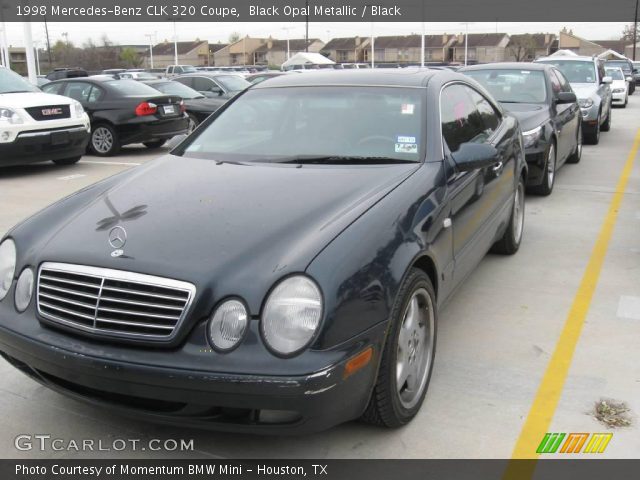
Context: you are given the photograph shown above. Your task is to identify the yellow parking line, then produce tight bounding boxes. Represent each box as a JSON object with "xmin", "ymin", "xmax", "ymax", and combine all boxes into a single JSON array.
[{"xmin": 505, "ymin": 128, "xmax": 640, "ymax": 475}]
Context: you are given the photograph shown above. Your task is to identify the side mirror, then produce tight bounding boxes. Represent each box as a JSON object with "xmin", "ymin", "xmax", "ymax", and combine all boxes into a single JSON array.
[
  {"xmin": 633, "ymin": 68, "xmax": 638, "ymax": 74},
  {"xmin": 451, "ymin": 143, "xmax": 498, "ymax": 172},
  {"xmin": 626, "ymin": 76, "xmax": 633, "ymax": 83},
  {"xmin": 556, "ymin": 91, "xmax": 577, "ymax": 104},
  {"xmin": 602, "ymin": 76, "xmax": 612, "ymax": 84}
]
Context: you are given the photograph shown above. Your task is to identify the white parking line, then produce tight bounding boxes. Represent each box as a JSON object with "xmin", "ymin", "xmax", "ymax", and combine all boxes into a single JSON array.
[
  {"xmin": 617, "ymin": 295, "xmax": 640, "ymax": 320},
  {"xmin": 56, "ymin": 174, "xmax": 86, "ymax": 181},
  {"xmin": 81, "ymin": 160, "xmax": 142, "ymax": 166}
]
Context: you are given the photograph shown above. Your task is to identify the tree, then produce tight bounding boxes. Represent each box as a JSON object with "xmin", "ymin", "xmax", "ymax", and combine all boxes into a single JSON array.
[
  {"xmin": 622, "ymin": 23, "xmax": 639, "ymax": 42},
  {"xmin": 120, "ymin": 47, "xmax": 143, "ymax": 68},
  {"xmin": 228, "ymin": 32, "xmax": 241, "ymax": 43},
  {"xmin": 508, "ymin": 34, "xmax": 538, "ymax": 62}
]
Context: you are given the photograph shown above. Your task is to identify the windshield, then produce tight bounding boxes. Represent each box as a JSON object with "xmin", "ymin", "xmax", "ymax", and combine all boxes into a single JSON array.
[
  {"xmin": 181, "ymin": 66, "xmax": 197, "ymax": 73},
  {"xmin": 464, "ymin": 69, "xmax": 547, "ymax": 103},
  {"xmin": 606, "ymin": 61, "xmax": 631, "ymax": 73},
  {"xmin": 540, "ymin": 60, "xmax": 596, "ymax": 83},
  {"xmin": 151, "ymin": 81, "xmax": 203, "ymax": 99},
  {"xmin": 105, "ymin": 80, "xmax": 165, "ymax": 96},
  {"xmin": 215, "ymin": 75, "xmax": 251, "ymax": 92},
  {"xmin": 182, "ymin": 86, "xmax": 425, "ymax": 163},
  {"xmin": 0, "ymin": 68, "xmax": 39, "ymax": 94},
  {"xmin": 605, "ymin": 68, "xmax": 624, "ymax": 81}
]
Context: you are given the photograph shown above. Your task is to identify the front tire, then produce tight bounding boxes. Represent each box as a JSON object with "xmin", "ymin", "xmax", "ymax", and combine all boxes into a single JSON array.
[
  {"xmin": 567, "ymin": 123, "xmax": 582, "ymax": 164},
  {"xmin": 52, "ymin": 156, "xmax": 81, "ymax": 166},
  {"xmin": 361, "ymin": 269, "xmax": 437, "ymax": 428},
  {"xmin": 90, "ymin": 124, "xmax": 120, "ymax": 157},
  {"xmin": 529, "ymin": 142, "xmax": 556, "ymax": 196},
  {"xmin": 492, "ymin": 176, "xmax": 525, "ymax": 255},
  {"xmin": 584, "ymin": 115, "xmax": 600, "ymax": 145},
  {"xmin": 601, "ymin": 105, "xmax": 611, "ymax": 132},
  {"xmin": 143, "ymin": 139, "xmax": 166, "ymax": 149}
]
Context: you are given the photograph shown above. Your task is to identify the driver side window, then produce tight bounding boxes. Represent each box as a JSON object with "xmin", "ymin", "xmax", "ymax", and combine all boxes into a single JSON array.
[{"xmin": 441, "ymin": 84, "xmax": 490, "ymax": 153}]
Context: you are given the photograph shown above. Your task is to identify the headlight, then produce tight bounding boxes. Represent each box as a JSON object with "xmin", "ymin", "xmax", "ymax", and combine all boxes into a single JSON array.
[
  {"xmin": 0, "ymin": 239, "xmax": 17, "ymax": 301},
  {"xmin": 578, "ymin": 98, "xmax": 594, "ymax": 109},
  {"xmin": 207, "ymin": 299, "xmax": 248, "ymax": 352},
  {"xmin": 261, "ymin": 276, "xmax": 323, "ymax": 357},
  {"xmin": 522, "ymin": 126, "xmax": 543, "ymax": 148},
  {"xmin": 613, "ymin": 88, "xmax": 626, "ymax": 93},
  {"xmin": 14, "ymin": 268, "xmax": 34, "ymax": 312},
  {"xmin": 0, "ymin": 108, "xmax": 23, "ymax": 125},
  {"xmin": 72, "ymin": 101, "xmax": 85, "ymax": 118}
]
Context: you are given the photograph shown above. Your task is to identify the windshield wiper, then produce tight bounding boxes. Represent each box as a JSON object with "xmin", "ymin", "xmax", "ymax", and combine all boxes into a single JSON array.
[{"xmin": 279, "ymin": 156, "xmax": 417, "ymax": 165}]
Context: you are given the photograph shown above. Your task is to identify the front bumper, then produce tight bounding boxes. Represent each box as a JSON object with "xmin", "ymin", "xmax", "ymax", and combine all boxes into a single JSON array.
[
  {"xmin": 116, "ymin": 115, "xmax": 189, "ymax": 146},
  {"xmin": 0, "ymin": 126, "xmax": 90, "ymax": 167},
  {"xmin": 0, "ymin": 308, "xmax": 385, "ymax": 434},
  {"xmin": 611, "ymin": 91, "xmax": 627, "ymax": 104},
  {"xmin": 523, "ymin": 144, "xmax": 549, "ymax": 187}
]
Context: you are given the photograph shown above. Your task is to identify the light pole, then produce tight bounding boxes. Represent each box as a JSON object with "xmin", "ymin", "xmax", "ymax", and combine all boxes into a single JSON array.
[
  {"xmin": 282, "ymin": 26, "xmax": 293, "ymax": 60},
  {"xmin": 34, "ymin": 41, "xmax": 41, "ymax": 75},
  {"xmin": 173, "ymin": 21, "xmax": 178, "ymax": 65},
  {"xmin": 23, "ymin": 22, "xmax": 37, "ymax": 85},
  {"xmin": 421, "ymin": 22, "xmax": 425, "ymax": 68},
  {"xmin": 370, "ymin": 21, "xmax": 375, "ymax": 68},
  {"xmin": 461, "ymin": 22, "xmax": 474, "ymax": 66},
  {"xmin": 145, "ymin": 33, "xmax": 155, "ymax": 68},
  {"xmin": 633, "ymin": 0, "xmax": 638, "ymax": 61}
]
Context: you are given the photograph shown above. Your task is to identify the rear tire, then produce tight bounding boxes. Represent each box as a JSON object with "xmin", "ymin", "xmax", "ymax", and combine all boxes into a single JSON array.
[
  {"xmin": 90, "ymin": 124, "xmax": 120, "ymax": 157},
  {"xmin": 143, "ymin": 139, "xmax": 167, "ymax": 149},
  {"xmin": 492, "ymin": 176, "xmax": 525, "ymax": 255},
  {"xmin": 361, "ymin": 269, "xmax": 437, "ymax": 428},
  {"xmin": 52, "ymin": 156, "xmax": 81, "ymax": 166}
]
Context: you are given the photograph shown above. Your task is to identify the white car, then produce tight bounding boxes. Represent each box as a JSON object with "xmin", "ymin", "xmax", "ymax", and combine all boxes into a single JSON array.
[
  {"xmin": 117, "ymin": 71, "xmax": 160, "ymax": 81},
  {"xmin": 1, "ymin": 67, "xmax": 91, "ymax": 167},
  {"xmin": 605, "ymin": 67, "xmax": 628, "ymax": 107}
]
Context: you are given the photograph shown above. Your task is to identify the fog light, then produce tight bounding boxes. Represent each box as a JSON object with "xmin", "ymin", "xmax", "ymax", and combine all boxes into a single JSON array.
[
  {"xmin": 14, "ymin": 268, "xmax": 34, "ymax": 312},
  {"xmin": 0, "ymin": 131, "xmax": 10, "ymax": 142},
  {"xmin": 207, "ymin": 299, "xmax": 248, "ymax": 352}
]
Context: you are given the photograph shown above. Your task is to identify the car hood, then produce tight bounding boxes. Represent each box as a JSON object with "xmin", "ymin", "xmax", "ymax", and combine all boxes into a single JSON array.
[
  {"xmin": 501, "ymin": 103, "xmax": 549, "ymax": 132},
  {"xmin": 29, "ymin": 155, "xmax": 419, "ymax": 311},
  {"xmin": 569, "ymin": 83, "xmax": 599, "ymax": 100},
  {"xmin": 610, "ymin": 80, "xmax": 627, "ymax": 90},
  {"xmin": 0, "ymin": 91, "xmax": 76, "ymax": 108}
]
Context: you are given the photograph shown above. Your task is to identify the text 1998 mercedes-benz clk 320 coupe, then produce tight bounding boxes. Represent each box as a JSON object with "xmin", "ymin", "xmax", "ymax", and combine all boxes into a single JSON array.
[{"xmin": 0, "ymin": 70, "xmax": 526, "ymax": 433}]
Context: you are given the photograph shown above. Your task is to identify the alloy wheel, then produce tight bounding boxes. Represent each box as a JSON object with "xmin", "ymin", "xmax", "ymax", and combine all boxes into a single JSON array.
[
  {"xmin": 396, "ymin": 288, "xmax": 435, "ymax": 410},
  {"xmin": 513, "ymin": 181, "xmax": 525, "ymax": 245},
  {"xmin": 547, "ymin": 144, "xmax": 556, "ymax": 189},
  {"xmin": 92, "ymin": 127, "xmax": 114, "ymax": 154}
]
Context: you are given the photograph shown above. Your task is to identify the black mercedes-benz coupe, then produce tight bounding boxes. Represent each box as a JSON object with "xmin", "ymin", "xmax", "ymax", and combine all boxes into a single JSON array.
[
  {"xmin": 0, "ymin": 70, "xmax": 526, "ymax": 434},
  {"xmin": 461, "ymin": 63, "xmax": 582, "ymax": 196},
  {"xmin": 42, "ymin": 77, "xmax": 189, "ymax": 156}
]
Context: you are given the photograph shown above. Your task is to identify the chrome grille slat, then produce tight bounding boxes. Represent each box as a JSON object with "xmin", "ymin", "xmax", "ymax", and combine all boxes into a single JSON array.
[
  {"xmin": 37, "ymin": 262, "xmax": 196, "ymax": 341},
  {"xmin": 96, "ymin": 317, "xmax": 175, "ymax": 330},
  {"xmin": 99, "ymin": 296, "xmax": 184, "ymax": 311}
]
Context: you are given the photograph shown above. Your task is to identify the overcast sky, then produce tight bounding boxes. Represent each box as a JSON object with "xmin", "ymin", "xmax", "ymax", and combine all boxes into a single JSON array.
[{"xmin": 1, "ymin": 22, "xmax": 631, "ymax": 48}]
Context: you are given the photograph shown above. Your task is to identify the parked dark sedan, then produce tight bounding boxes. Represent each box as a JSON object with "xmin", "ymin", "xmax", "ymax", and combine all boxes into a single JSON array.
[
  {"xmin": 0, "ymin": 70, "xmax": 526, "ymax": 433},
  {"xmin": 142, "ymin": 79, "xmax": 226, "ymax": 132},
  {"xmin": 462, "ymin": 63, "xmax": 581, "ymax": 196},
  {"xmin": 173, "ymin": 73, "xmax": 251, "ymax": 99},
  {"xmin": 42, "ymin": 77, "xmax": 189, "ymax": 156}
]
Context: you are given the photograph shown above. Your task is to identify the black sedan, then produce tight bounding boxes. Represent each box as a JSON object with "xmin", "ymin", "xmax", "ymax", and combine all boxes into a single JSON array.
[
  {"xmin": 142, "ymin": 79, "xmax": 226, "ymax": 132},
  {"xmin": 0, "ymin": 70, "xmax": 526, "ymax": 433},
  {"xmin": 42, "ymin": 78, "xmax": 189, "ymax": 156},
  {"xmin": 173, "ymin": 73, "xmax": 251, "ymax": 100},
  {"xmin": 462, "ymin": 63, "xmax": 581, "ymax": 196}
]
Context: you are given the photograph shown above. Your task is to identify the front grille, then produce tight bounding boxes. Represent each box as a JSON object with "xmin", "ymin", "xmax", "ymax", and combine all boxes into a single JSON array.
[
  {"xmin": 37, "ymin": 263, "xmax": 195, "ymax": 341},
  {"xmin": 25, "ymin": 105, "xmax": 71, "ymax": 121}
]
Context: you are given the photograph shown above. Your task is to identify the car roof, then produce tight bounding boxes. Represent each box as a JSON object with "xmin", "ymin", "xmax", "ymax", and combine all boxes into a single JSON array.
[
  {"xmin": 178, "ymin": 72, "xmax": 243, "ymax": 78},
  {"xmin": 460, "ymin": 62, "xmax": 551, "ymax": 72},
  {"xmin": 537, "ymin": 55, "xmax": 597, "ymax": 62},
  {"xmin": 252, "ymin": 69, "xmax": 442, "ymax": 88}
]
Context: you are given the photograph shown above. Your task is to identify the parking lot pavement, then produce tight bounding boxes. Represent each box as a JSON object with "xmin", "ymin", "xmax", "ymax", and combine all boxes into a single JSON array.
[{"xmin": 1, "ymin": 99, "xmax": 639, "ymax": 459}]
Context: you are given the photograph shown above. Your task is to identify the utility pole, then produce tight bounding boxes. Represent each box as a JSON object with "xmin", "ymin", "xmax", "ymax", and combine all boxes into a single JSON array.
[
  {"xmin": 633, "ymin": 0, "xmax": 638, "ymax": 61},
  {"xmin": 282, "ymin": 26, "xmax": 293, "ymax": 60},
  {"xmin": 421, "ymin": 22, "xmax": 425, "ymax": 68},
  {"xmin": 44, "ymin": 18, "xmax": 52, "ymax": 66},
  {"xmin": 370, "ymin": 21, "xmax": 375, "ymax": 68},
  {"xmin": 62, "ymin": 32, "xmax": 69, "ymax": 46}
]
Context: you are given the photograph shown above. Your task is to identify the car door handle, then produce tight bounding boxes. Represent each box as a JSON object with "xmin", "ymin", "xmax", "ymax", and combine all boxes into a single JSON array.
[{"xmin": 492, "ymin": 161, "xmax": 504, "ymax": 175}]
